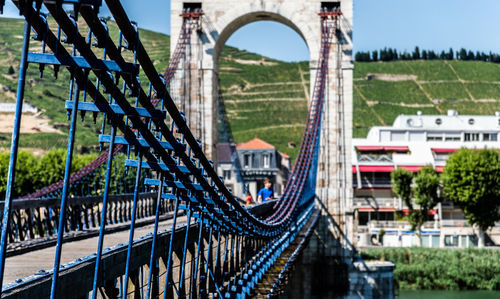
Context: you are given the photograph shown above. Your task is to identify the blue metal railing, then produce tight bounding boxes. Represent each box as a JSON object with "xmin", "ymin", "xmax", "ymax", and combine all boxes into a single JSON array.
[{"xmin": 0, "ymin": 1, "xmax": 340, "ymax": 297}]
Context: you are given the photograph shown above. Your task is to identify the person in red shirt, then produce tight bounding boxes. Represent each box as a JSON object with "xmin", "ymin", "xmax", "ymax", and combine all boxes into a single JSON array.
[{"xmin": 246, "ymin": 193, "xmax": 253, "ymax": 205}]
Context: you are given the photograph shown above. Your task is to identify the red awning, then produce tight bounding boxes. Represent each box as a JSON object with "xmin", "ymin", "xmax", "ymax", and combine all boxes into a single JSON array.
[
  {"xmin": 357, "ymin": 207, "xmax": 396, "ymax": 212},
  {"xmin": 436, "ymin": 166, "xmax": 444, "ymax": 173},
  {"xmin": 352, "ymin": 166, "xmax": 357, "ymax": 173},
  {"xmin": 356, "ymin": 146, "xmax": 410, "ymax": 152},
  {"xmin": 384, "ymin": 146, "xmax": 409, "ymax": 152},
  {"xmin": 356, "ymin": 146, "xmax": 384, "ymax": 151},
  {"xmin": 358, "ymin": 165, "xmax": 395, "ymax": 172},
  {"xmin": 398, "ymin": 165, "xmax": 423, "ymax": 172},
  {"xmin": 402, "ymin": 208, "xmax": 437, "ymax": 215},
  {"xmin": 432, "ymin": 148, "xmax": 458, "ymax": 153}
]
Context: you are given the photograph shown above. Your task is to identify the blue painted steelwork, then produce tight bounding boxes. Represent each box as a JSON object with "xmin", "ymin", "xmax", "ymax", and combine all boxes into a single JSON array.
[
  {"xmin": 121, "ymin": 152, "xmax": 142, "ymax": 298},
  {"xmin": 0, "ymin": 1, "xmax": 340, "ymax": 297},
  {"xmin": 0, "ymin": 5, "xmax": 32, "ymax": 287},
  {"xmin": 27, "ymin": 52, "xmax": 140, "ymax": 74},
  {"xmin": 50, "ymin": 70, "xmax": 81, "ymax": 299},
  {"xmin": 91, "ymin": 124, "xmax": 117, "ymax": 299}
]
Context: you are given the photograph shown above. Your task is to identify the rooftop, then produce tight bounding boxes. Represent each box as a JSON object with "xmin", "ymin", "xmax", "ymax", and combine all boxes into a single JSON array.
[{"xmin": 236, "ymin": 137, "xmax": 275, "ymax": 150}]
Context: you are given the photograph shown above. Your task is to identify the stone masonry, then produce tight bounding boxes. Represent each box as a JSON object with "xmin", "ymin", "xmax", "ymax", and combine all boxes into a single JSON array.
[{"xmin": 171, "ymin": 0, "xmax": 355, "ymax": 294}]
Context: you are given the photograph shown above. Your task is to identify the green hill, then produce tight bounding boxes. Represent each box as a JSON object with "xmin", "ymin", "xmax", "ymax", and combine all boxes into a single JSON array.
[
  {"xmin": 3, "ymin": 17, "xmax": 500, "ymax": 161},
  {"xmin": 0, "ymin": 17, "xmax": 309, "ymax": 160},
  {"xmin": 354, "ymin": 60, "xmax": 500, "ymax": 137}
]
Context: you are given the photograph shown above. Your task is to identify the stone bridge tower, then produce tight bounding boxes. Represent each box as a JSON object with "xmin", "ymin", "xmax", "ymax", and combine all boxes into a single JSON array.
[{"xmin": 171, "ymin": 1, "xmax": 354, "ymax": 290}]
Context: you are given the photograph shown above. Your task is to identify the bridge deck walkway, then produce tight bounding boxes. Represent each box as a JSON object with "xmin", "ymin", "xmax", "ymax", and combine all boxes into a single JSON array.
[{"xmin": 3, "ymin": 216, "xmax": 187, "ymax": 285}]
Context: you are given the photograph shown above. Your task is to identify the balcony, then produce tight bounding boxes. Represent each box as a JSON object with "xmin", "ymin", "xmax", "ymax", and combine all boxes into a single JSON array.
[{"xmin": 357, "ymin": 154, "xmax": 393, "ymax": 163}]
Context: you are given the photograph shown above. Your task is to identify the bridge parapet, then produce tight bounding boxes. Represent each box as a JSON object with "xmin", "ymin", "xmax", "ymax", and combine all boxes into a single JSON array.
[
  {"xmin": 1, "ymin": 201, "xmax": 275, "ymax": 298},
  {"xmin": 2, "ymin": 192, "xmax": 174, "ymax": 256}
]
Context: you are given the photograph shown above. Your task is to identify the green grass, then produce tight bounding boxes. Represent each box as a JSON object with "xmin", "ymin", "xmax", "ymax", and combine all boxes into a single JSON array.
[
  {"xmin": 447, "ymin": 60, "xmax": 500, "ymax": 81},
  {"xmin": 353, "ymin": 88, "xmax": 383, "ymax": 137},
  {"xmin": 404, "ymin": 60, "xmax": 458, "ymax": 81},
  {"xmin": 356, "ymin": 80, "xmax": 430, "ymax": 104},
  {"xmin": 354, "ymin": 61, "xmax": 414, "ymax": 79},
  {"xmin": 465, "ymin": 83, "xmax": 500, "ymax": 99},
  {"xmin": 420, "ymin": 83, "xmax": 471, "ymax": 100}
]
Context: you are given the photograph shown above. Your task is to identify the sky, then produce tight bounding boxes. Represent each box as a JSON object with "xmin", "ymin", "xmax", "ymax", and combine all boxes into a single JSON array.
[{"xmin": 3, "ymin": 0, "xmax": 500, "ymax": 62}]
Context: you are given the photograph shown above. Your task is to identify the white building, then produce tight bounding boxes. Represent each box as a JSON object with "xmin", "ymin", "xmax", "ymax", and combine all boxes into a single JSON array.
[
  {"xmin": 217, "ymin": 137, "xmax": 290, "ymax": 200},
  {"xmin": 353, "ymin": 110, "xmax": 500, "ymax": 248}
]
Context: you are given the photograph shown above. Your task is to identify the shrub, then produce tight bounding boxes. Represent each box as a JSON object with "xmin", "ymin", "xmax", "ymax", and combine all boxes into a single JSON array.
[{"xmin": 360, "ymin": 248, "xmax": 500, "ymax": 290}]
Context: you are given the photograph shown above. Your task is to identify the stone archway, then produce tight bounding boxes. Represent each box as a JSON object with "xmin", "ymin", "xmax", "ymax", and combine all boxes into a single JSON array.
[{"xmin": 171, "ymin": 0, "xmax": 354, "ymax": 247}]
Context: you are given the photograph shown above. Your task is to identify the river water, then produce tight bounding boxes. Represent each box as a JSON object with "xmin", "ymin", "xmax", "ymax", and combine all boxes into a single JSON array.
[{"xmin": 399, "ymin": 290, "xmax": 500, "ymax": 298}]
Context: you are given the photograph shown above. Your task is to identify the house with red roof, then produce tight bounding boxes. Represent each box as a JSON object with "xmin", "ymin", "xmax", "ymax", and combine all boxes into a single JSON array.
[{"xmin": 217, "ymin": 137, "xmax": 290, "ymax": 200}]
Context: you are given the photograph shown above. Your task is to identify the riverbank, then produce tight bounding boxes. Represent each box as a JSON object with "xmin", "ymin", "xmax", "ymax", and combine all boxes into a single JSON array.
[{"xmin": 360, "ymin": 247, "xmax": 500, "ymax": 290}]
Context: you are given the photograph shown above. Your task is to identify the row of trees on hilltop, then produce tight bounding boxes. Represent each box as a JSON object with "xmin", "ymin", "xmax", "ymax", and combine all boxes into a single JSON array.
[
  {"xmin": 355, "ymin": 46, "xmax": 500, "ymax": 63},
  {"xmin": 391, "ymin": 148, "xmax": 500, "ymax": 247}
]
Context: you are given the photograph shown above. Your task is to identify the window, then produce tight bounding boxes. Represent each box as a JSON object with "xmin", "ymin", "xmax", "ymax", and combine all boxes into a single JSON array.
[
  {"xmin": 444, "ymin": 235, "xmax": 459, "ymax": 247},
  {"xmin": 464, "ymin": 133, "xmax": 479, "ymax": 141},
  {"xmin": 391, "ymin": 132, "xmax": 406, "ymax": 141},
  {"xmin": 183, "ymin": 2, "xmax": 202, "ymax": 10},
  {"xmin": 484, "ymin": 133, "xmax": 498, "ymax": 141},
  {"xmin": 380, "ymin": 131, "xmax": 390, "ymax": 142},
  {"xmin": 263, "ymin": 154, "xmax": 270, "ymax": 168},
  {"xmin": 409, "ymin": 132, "xmax": 425, "ymax": 141},
  {"xmin": 321, "ymin": 1, "xmax": 340, "ymax": 10},
  {"xmin": 427, "ymin": 134, "xmax": 443, "ymax": 141},
  {"xmin": 223, "ymin": 170, "xmax": 231, "ymax": 180},
  {"xmin": 244, "ymin": 154, "xmax": 251, "ymax": 168},
  {"xmin": 445, "ymin": 133, "xmax": 461, "ymax": 141},
  {"xmin": 434, "ymin": 153, "xmax": 450, "ymax": 162}
]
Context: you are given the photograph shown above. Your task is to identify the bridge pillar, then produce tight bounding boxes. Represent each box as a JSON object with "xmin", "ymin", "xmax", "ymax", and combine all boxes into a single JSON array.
[{"xmin": 171, "ymin": 0, "xmax": 353, "ymax": 294}]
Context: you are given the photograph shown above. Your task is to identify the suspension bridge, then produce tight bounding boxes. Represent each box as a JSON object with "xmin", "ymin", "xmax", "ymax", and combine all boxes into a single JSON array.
[{"xmin": 0, "ymin": 0, "xmax": 372, "ymax": 298}]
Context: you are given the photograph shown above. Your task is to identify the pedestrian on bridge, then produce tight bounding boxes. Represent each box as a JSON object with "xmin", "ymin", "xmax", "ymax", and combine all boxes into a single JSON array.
[
  {"xmin": 246, "ymin": 192, "xmax": 254, "ymax": 205},
  {"xmin": 257, "ymin": 178, "xmax": 274, "ymax": 203}
]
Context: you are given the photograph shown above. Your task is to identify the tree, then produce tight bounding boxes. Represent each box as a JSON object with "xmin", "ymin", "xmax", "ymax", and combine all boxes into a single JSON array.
[
  {"xmin": 34, "ymin": 149, "xmax": 67, "ymax": 190},
  {"xmin": 443, "ymin": 149, "xmax": 500, "ymax": 247},
  {"xmin": 392, "ymin": 167, "xmax": 441, "ymax": 246},
  {"xmin": 391, "ymin": 168, "xmax": 413, "ymax": 211},
  {"xmin": 427, "ymin": 50, "xmax": 437, "ymax": 60},
  {"xmin": 8, "ymin": 66, "xmax": 15, "ymax": 75},
  {"xmin": 355, "ymin": 51, "xmax": 371, "ymax": 62},
  {"xmin": 412, "ymin": 46, "xmax": 420, "ymax": 60},
  {"xmin": 372, "ymin": 50, "xmax": 378, "ymax": 62},
  {"xmin": 447, "ymin": 48, "xmax": 454, "ymax": 60},
  {"xmin": 458, "ymin": 48, "xmax": 467, "ymax": 60},
  {"xmin": 412, "ymin": 166, "xmax": 441, "ymax": 245},
  {"xmin": 0, "ymin": 151, "xmax": 38, "ymax": 199},
  {"xmin": 467, "ymin": 50, "xmax": 475, "ymax": 61}
]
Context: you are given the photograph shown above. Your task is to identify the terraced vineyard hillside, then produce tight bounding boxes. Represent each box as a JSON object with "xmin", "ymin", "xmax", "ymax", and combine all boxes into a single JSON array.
[
  {"xmin": 0, "ymin": 17, "xmax": 171, "ymax": 152},
  {"xmin": 3, "ymin": 17, "xmax": 500, "ymax": 161},
  {"xmin": 218, "ymin": 47, "xmax": 310, "ymax": 160},
  {"xmin": 354, "ymin": 60, "xmax": 500, "ymax": 137}
]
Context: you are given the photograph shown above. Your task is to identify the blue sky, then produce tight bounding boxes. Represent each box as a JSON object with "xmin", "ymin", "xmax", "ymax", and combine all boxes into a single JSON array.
[{"xmin": 3, "ymin": 0, "xmax": 500, "ymax": 62}]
